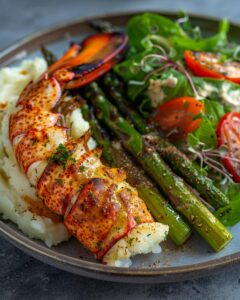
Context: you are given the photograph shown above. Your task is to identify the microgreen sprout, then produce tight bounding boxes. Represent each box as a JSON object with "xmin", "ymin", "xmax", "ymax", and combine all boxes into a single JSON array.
[
  {"xmin": 48, "ymin": 144, "xmax": 74, "ymax": 169},
  {"xmin": 188, "ymin": 145, "xmax": 234, "ymax": 181},
  {"xmin": 138, "ymin": 44, "xmax": 201, "ymax": 99}
]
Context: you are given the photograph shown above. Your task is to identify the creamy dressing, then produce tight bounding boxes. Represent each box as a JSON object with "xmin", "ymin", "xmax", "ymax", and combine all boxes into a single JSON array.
[
  {"xmin": 198, "ymin": 82, "xmax": 240, "ymax": 109},
  {"xmin": 146, "ymin": 75, "xmax": 178, "ymax": 108},
  {"xmin": 198, "ymin": 82, "xmax": 218, "ymax": 98},
  {"xmin": 220, "ymin": 83, "xmax": 240, "ymax": 109}
]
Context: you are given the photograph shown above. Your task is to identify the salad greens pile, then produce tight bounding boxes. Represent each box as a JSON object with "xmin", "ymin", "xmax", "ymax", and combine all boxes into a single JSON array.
[
  {"xmin": 215, "ymin": 183, "xmax": 240, "ymax": 226},
  {"xmin": 114, "ymin": 12, "xmax": 240, "ymax": 227},
  {"xmin": 127, "ymin": 12, "xmax": 230, "ymax": 55}
]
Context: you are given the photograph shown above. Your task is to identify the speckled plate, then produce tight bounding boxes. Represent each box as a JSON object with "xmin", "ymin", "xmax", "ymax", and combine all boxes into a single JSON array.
[{"xmin": 0, "ymin": 11, "xmax": 239, "ymax": 283}]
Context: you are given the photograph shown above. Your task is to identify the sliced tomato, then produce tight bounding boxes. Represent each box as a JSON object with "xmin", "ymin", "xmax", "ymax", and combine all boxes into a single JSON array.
[
  {"xmin": 153, "ymin": 97, "xmax": 204, "ymax": 140},
  {"xmin": 217, "ymin": 112, "xmax": 240, "ymax": 182},
  {"xmin": 184, "ymin": 50, "xmax": 240, "ymax": 84}
]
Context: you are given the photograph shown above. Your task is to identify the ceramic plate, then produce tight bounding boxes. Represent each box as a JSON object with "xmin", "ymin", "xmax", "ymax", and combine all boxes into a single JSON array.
[{"xmin": 0, "ymin": 11, "xmax": 239, "ymax": 283}]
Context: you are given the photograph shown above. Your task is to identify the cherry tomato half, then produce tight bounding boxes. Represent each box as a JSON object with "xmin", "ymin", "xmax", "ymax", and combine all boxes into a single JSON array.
[
  {"xmin": 153, "ymin": 97, "xmax": 204, "ymax": 140},
  {"xmin": 184, "ymin": 50, "xmax": 240, "ymax": 84}
]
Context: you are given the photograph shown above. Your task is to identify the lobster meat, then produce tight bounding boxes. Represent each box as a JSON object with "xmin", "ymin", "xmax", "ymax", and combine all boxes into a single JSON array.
[{"xmin": 9, "ymin": 32, "xmax": 166, "ymax": 262}]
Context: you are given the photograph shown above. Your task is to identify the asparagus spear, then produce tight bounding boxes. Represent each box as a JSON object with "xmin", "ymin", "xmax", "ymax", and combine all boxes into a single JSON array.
[
  {"xmin": 100, "ymin": 72, "xmax": 229, "ymax": 209},
  {"xmin": 81, "ymin": 102, "xmax": 191, "ymax": 245},
  {"xmin": 81, "ymin": 104, "xmax": 116, "ymax": 167},
  {"xmin": 84, "ymin": 82, "xmax": 232, "ymax": 252}
]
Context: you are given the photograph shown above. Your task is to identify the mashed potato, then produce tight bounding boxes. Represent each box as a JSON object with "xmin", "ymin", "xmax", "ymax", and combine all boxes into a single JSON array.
[
  {"xmin": 0, "ymin": 58, "xmax": 69, "ymax": 247},
  {"xmin": 103, "ymin": 223, "xmax": 168, "ymax": 267}
]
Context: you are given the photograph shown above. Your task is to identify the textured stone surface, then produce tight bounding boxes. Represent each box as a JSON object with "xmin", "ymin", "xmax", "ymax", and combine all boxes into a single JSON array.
[{"xmin": 1, "ymin": 0, "xmax": 240, "ymax": 299}]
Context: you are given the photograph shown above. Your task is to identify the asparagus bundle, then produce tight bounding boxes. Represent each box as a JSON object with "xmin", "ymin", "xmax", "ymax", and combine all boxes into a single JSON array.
[
  {"xmin": 84, "ymin": 82, "xmax": 232, "ymax": 252},
  {"xmin": 100, "ymin": 72, "xmax": 229, "ymax": 209},
  {"xmin": 81, "ymin": 102, "xmax": 191, "ymax": 245}
]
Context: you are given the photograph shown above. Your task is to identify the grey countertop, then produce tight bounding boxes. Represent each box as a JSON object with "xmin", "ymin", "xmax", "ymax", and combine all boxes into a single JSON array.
[{"xmin": 1, "ymin": 0, "xmax": 240, "ymax": 299}]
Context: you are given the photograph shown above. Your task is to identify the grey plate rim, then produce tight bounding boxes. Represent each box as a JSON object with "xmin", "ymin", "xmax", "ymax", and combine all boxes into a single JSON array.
[{"xmin": 0, "ymin": 10, "xmax": 239, "ymax": 283}]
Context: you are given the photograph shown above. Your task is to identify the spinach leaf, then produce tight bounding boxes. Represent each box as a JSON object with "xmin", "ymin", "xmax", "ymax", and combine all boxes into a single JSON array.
[
  {"xmin": 170, "ymin": 19, "xmax": 229, "ymax": 53},
  {"xmin": 115, "ymin": 58, "xmax": 192, "ymax": 103},
  {"xmin": 127, "ymin": 13, "xmax": 230, "ymax": 57},
  {"xmin": 138, "ymin": 98, "xmax": 153, "ymax": 118},
  {"xmin": 203, "ymin": 99, "xmax": 225, "ymax": 128},
  {"xmin": 114, "ymin": 50, "xmax": 150, "ymax": 101},
  {"xmin": 127, "ymin": 13, "xmax": 186, "ymax": 52},
  {"xmin": 187, "ymin": 99, "xmax": 225, "ymax": 149},
  {"xmin": 114, "ymin": 51, "xmax": 147, "ymax": 83},
  {"xmin": 177, "ymin": 11, "xmax": 202, "ymax": 40},
  {"xmin": 215, "ymin": 183, "xmax": 240, "ymax": 226}
]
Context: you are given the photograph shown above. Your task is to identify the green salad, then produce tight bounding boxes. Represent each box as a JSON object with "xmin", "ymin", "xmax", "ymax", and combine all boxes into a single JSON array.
[
  {"xmin": 41, "ymin": 12, "xmax": 240, "ymax": 253},
  {"xmin": 113, "ymin": 12, "xmax": 240, "ymax": 227}
]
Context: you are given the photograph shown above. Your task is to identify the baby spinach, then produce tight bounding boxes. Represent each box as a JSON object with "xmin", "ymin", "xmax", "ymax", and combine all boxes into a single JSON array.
[
  {"xmin": 187, "ymin": 99, "xmax": 225, "ymax": 149},
  {"xmin": 215, "ymin": 183, "xmax": 240, "ymax": 226},
  {"xmin": 170, "ymin": 19, "xmax": 229, "ymax": 53},
  {"xmin": 127, "ymin": 13, "xmax": 186, "ymax": 52},
  {"xmin": 127, "ymin": 12, "xmax": 230, "ymax": 57},
  {"xmin": 177, "ymin": 11, "xmax": 202, "ymax": 40}
]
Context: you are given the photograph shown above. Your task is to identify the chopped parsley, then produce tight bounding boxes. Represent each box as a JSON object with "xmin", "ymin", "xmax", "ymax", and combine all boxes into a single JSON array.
[
  {"xmin": 96, "ymin": 241, "xmax": 102, "ymax": 249},
  {"xmin": 88, "ymin": 191, "xmax": 94, "ymax": 198},
  {"xmin": 78, "ymin": 184, "xmax": 83, "ymax": 192},
  {"xmin": 70, "ymin": 157, "xmax": 77, "ymax": 164},
  {"xmin": 44, "ymin": 139, "xmax": 50, "ymax": 147},
  {"xmin": 48, "ymin": 144, "xmax": 73, "ymax": 169},
  {"xmin": 135, "ymin": 216, "xmax": 141, "ymax": 224},
  {"xmin": 128, "ymin": 237, "xmax": 134, "ymax": 246},
  {"xmin": 115, "ymin": 227, "xmax": 121, "ymax": 232},
  {"xmin": 55, "ymin": 178, "xmax": 63, "ymax": 185},
  {"xmin": 79, "ymin": 165, "xmax": 85, "ymax": 172},
  {"xmin": 32, "ymin": 138, "xmax": 39, "ymax": 145}
]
